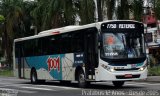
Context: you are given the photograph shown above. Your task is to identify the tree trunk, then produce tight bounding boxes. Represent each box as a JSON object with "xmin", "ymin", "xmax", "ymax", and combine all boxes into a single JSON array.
[
  {"xmin": 2, "ymin": 22, "xmax": 12, "ymax": 68},
  {"xmin": 97, "ymin": 0, "xmax": 103, "ymax": 21},
  {"xmin": 106, "ymin": 0, "xmax": 115, "ymax": 20}
]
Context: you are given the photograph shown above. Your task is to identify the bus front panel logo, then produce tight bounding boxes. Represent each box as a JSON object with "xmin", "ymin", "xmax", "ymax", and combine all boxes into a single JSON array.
[{"xmin": 47, "ymin": 56, "xmax": 60, "ymax": 72}]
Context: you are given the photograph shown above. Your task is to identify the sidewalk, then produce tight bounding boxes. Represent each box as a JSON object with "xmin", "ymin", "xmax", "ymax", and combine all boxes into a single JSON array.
[
  {"xmin": 138, "ymin": 76, "xmax": 160, "ymax": 83},
  {"xmin": 145, "ymin": 76, "xmax": 160, "ymax": 82}
]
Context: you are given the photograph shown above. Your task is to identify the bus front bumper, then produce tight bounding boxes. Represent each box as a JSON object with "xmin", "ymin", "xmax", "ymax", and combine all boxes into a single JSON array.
[{"xmin": 95, "ymin": 66, "xmax": 148, "ymax": 81}]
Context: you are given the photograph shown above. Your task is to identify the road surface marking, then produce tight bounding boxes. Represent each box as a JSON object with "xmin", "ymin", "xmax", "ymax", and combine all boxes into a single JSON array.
[
  {"xmin": 21, "ymin": 86, "xmax": 54, "ymax": 91},
  {"xmin": 0, "ymin": 83, "xmax": 79, "ymax": 90},
  {"xmin": 0, "ymin": 88, "xmax": 18, "ymax": 91},
  {"xmin": 35, "ymin": 85, "xmax": 79, "ymax": 90},
  {"xmin": 0, "ymin": 87, "xmax": 36, "ymax": 94},
  {"xmin": 0, "ymin": 82, "xmax": 12, "ymax": 85},
  {"xmin": 126, "ymin": 82, "xmax": 160, "ymax": 86},
  {"xmin": 0, "ymin": 83, "xmax": 29, "ymax": 87},
  {"xmin": 17, "ymin": 90, "xmax": 37, "ymax": 94}
]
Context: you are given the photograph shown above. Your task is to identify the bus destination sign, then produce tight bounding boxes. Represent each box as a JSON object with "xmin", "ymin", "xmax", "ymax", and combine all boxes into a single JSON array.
[{"xmin": 106, "ymin": 24, "xmax": 135, "ymax": 29}]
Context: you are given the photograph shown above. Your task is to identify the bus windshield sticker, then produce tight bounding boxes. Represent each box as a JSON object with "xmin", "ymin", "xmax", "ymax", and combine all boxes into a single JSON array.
[
  {"xmin": 106, "ymin": 36, "xmax": 115, "ymax": 45},
  {"xmin": 105, "ymin": 52, "xmax": 118, "ymax": 56}
]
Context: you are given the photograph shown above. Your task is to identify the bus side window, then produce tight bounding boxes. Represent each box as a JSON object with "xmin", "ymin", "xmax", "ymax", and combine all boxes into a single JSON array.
[
  {"xmin": 15, "ymin": 42, "xmax": 23, "ymax": 58},
  {"xmin": 49, "ymin": 35, "xmax": 60, "ymax": 54},
  {"xmin": 39, "ymin": 35, "xmax": 61, "ymax": 55},
  {"xmin": 24, "ymin": 40, "xmax": 31, "ymax": 57},
  {"xmin": 34, "ymin": 39, "xmax": 41, "ymax": 56},
  {"xmin": 41, "ymin": 37, "xmax": 49, "ymax": 55},
  {"xmin": 60, "ymin": 33, "xmax": 72, "ymax": 53},
  {"xmin": 72, "ymin": 31, "xmax": 84, "ymax": 52}
]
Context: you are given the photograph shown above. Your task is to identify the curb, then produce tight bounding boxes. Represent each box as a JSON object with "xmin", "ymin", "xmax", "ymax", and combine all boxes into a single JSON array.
[{"xmin": 135, "ymin": 76, "xmax": 160, "ymax": 83}]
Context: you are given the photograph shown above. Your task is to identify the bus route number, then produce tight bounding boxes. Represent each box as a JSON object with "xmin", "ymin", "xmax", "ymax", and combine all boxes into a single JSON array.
[{"xmin": 107, "ymin": 24, "xmax": 116, "ymax": 29}]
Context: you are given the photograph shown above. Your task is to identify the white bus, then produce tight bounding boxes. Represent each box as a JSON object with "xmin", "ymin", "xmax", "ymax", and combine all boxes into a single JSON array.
[{"xmin": 13, "ymin": 20, "xmax": 147, "ymax": 87}]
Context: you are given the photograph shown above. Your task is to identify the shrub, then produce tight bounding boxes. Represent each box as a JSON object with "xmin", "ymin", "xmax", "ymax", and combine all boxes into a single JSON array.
[{"xmin": 148, "ymin": 66, "xmax": 160, "ymax": 76}]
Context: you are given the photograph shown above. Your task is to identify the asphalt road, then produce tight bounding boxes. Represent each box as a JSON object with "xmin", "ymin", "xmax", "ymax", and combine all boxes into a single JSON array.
[{"xmin": 0, "ymin": 77, "xmax": 160, "ymax": 96}]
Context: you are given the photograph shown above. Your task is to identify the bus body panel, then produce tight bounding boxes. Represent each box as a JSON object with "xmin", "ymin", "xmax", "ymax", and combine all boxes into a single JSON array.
[{"xmin": 14, "ymin": 53, "xmax": 84, "ymax": 81}]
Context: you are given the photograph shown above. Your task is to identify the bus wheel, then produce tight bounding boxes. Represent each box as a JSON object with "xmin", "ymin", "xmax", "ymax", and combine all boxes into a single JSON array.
[
  {"xmin": 31, "ymin": 69, "xmax": 38, "ymax": 84},
  {"xmin": 78, "ymin": 70, "xmax": 86, "ymax": 88},
  {"xmin": 112, "ymin": 81, "xmax": 125, "ymax": 87}
]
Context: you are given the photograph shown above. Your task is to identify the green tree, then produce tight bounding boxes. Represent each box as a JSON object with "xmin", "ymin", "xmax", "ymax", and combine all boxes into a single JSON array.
[
  {"xmin": 131, "ymin": 0, "xmax": 143, "ymax": 21},
  {"xmin": 0, "ymin": 15, "xmax": 5, "ymax": 57},
  {"xmin": 0, "ymin": 15, "xmax": 5, "ymax": 22},
  {"xmin": 0, "ymin": 0, "xmax": 26, "ymax": 67},
  {"xmin": 101, "ymin": 0, "xmax": 143, "ymax": 21},
  {"xmin": 62, "ymin": 0, "xmax": 76, "ymax": 26},
  {"xmin": 97, "ymin": 0, "xmax": 102, "ymax": 21},
  {"xmin": 105, "ymin": 0, "xmax": 115, "ymax": 20},
  {"xmin": 76, "ymin": 0, "xmax": 95, "ymax": 24},
  {"xmin": 31, "ymin": 0, "xmax": 76, "ymax": 31},
  {"xmin": 155, "ymin": 0, "xmax": 160, "ymax": 20},
  {"xmin": 117, "ymin": 0, "xmax": 129, "ymax": 19}
]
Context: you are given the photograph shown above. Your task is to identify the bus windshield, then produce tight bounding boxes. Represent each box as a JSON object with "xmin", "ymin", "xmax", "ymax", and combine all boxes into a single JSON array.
[{"xmin": 102, "ymin": 32, "xmax": 146, "ymax": 59}]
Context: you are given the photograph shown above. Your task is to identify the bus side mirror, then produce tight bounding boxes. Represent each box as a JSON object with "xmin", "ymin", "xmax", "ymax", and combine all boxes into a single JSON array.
[
  {"xmin": 98, "ymin": 45, "xmax": 101, "ymax": 49},
  {"xmin": 98, "ymin": 35, "xmax": 102, "ymax": 49},
  {"xmin": 98, "ymin": 34, "xmax": 102, "ymax": 42}
]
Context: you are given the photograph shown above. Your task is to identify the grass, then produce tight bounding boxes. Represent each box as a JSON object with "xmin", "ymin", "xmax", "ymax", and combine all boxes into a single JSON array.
[
  {"xmin": 148, "ymin": 66, "xmax": 160, "ymax": 76},
  {"xmin": 0, "ymin": 69, "xmax": 14, "ymax": 77}
]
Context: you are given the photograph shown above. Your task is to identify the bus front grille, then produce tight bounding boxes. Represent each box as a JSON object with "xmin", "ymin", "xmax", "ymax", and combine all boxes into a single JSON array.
[
  {"xmin": 114, "ymin": 68, "xmax": 139, "ymax": 71},
  {"xmin": 116, "ymin": 74, "xmax": 140, "ymax": 79}
]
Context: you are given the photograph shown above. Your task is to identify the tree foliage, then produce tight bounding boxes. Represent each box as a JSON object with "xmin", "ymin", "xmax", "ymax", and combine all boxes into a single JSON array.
[
  {"xmin": 0, "ymin": 0, "xmax": 158, "ymax": 66},
  {"xmin": 0, "ymin": 15, "xmax": 5, "ymax": 22},
  {"xmin": 31, "ymin": 0, "xmax": 76, "ymax": 31},
  {"xmin": 0, "ymin": 0, "xmax": 35, "ymax": 66},
  {"xmin": 131, "ymin": 0, "xmax": 143, "ymax": 21},
  {"xmin": 76, "ymin": 0, "xmax": 95, "ymax": 24},
  {"xmin": 155, "ymin": 0, "xmax": 160, "ymax": 20},
  {"xmin": 105, "ymin": 0, "xmax": 115, "ymax": 20}
]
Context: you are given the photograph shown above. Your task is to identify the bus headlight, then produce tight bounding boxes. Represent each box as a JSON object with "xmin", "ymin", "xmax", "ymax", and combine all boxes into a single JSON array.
[
  {"xmin": 101, "ymin": 64, "xmax": 115, "ymax": 72},
  {"xmin": 110, "ymin": 68, "xmax": 115, "ymax": 72},
  {"xmin": 139, "ymin": 65, "xmax": 147, "ymax": 71}
]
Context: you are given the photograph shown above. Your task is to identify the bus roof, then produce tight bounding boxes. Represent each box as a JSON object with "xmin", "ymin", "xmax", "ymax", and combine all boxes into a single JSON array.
[
  {"xmin": 38, "ymin": 25, "xmax": 80, "ymax": 35},
  {"xmin": 14, "ymin": 20, "xmax": 142, "ymax": 42},
  {"xmin": 14, "ymin": 23, "xmax": 97, "ymax": 42}
]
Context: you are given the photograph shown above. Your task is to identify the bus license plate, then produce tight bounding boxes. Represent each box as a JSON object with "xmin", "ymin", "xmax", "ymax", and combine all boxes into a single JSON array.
[{"xmin": 125, "ymin": 74, "xmax": 132, "ymax": 78}]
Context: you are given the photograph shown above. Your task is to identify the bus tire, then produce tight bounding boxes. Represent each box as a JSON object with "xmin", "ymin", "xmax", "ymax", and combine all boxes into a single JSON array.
[
  {"xmin": 112, "ymin": 81, "xmax": 125, "ymax": 87},
  {"xmin": 77, "ymin": 70, "xmax": 87, "ymax": 88},
  {"xmin": 31, "ymin": 69, "xmax": 38, "ymax": 84}
]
